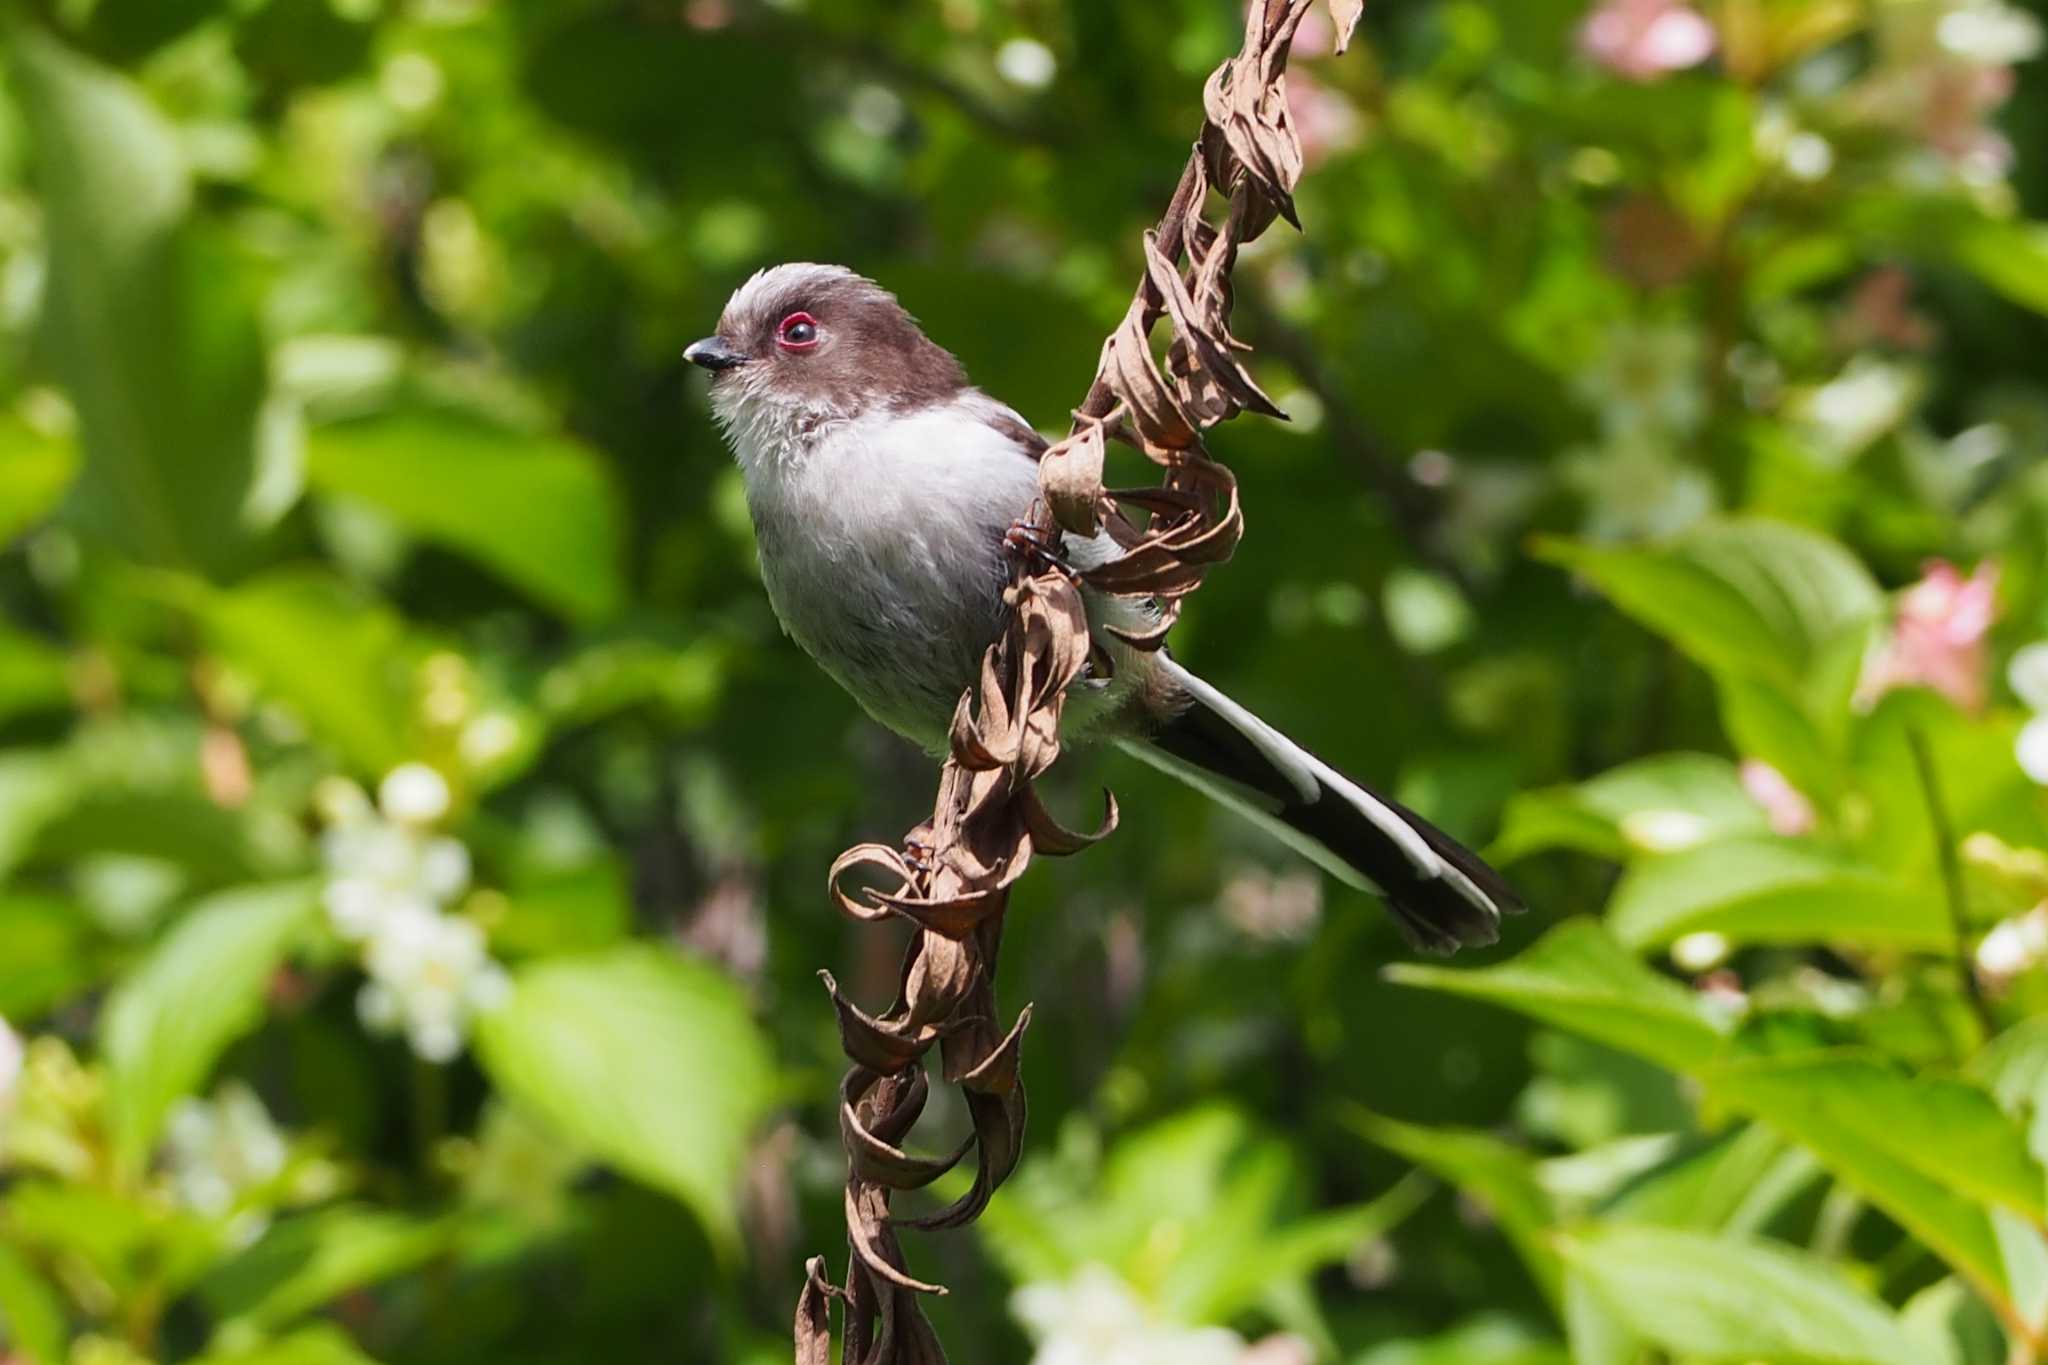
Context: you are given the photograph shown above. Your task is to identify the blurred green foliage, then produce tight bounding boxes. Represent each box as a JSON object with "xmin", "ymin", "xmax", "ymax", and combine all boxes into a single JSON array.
[{"xmin": 5, "ymin": 0, "xmax": 2048, "ymax": 1361}]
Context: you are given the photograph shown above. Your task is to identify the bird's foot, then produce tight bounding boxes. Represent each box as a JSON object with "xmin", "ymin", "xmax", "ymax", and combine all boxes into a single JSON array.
[
  {"xmin": 1003, "ymin": 516, "xmax": 1077, "ymax": 581},
  {"xmin": 902, "ymin": 834, "xmax": 939, "ymax": 878}
]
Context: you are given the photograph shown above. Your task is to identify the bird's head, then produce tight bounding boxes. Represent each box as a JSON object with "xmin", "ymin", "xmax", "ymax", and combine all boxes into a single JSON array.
[{"xmin": 686, "ymin": 263, "xmax": 967, "ymax": 455}]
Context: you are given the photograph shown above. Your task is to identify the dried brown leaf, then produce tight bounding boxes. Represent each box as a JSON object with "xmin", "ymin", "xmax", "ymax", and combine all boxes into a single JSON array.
[
  {"xmin": 797, "ymin": 1257, "xmax": 838, "ymax": 1365},
  {"xmin": 1041, "ymin": 421, "xmax": 1109, "ymax": 536},
  {"xmin": 1329, "ymin": 0, "xmax": 1365, "ymax": 53}
]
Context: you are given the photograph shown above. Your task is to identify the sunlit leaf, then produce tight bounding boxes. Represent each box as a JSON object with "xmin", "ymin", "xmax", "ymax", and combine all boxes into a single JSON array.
[
  {"xmin": 10, "ymin": 28, "xmax": 269, "ymax": 577},
  {"xmin": 193, "ymin": 571, "xmax": 418, "ymax": 777},
  {"xmin": 307, "ymin": 410, "xmax": 624, "ymax": 622},
  {"xmin": 188, "ymin": 1324, "xmax": 382, "ymax": 1365},
  {"xmin": 1562, "ymin": 1224, "xmax": 1930, "ymax": 1365},
  {"xmin": 1491, "ymin": 753, "xmax": 1768, "ymax": 865},
  {"xmin": 1705, "ymin": 1052, "xmax": 2042, "ymax": 1302},
  {"xmin": 101, "ymin": 881, "xmax": 318, "ymax": 1174},
  {"xmin": 0, "ymin": 418, "xmax": 76, "ymax": 548},
  {"xmin": 1387, "ymin": 920, "xmax": 1735, "ymax": 1071},
  {"xmin": 1537, "ymin": 519, "xmax": 1881, "ymax": 692},
  {"xmin": 472, "ymin": 946, "xmax": 774, "ymax": 1250},
  {"xmin": 0, "ymin": 893, "xmax": 95, "ymax": 1019},
  {"xmin": 1606, "ymin": 836, "xmax": 1945, "ymax": 951},
  {"xmin": 0, "ymin": 1238, "xmax": 66, "ymax": 1365}
]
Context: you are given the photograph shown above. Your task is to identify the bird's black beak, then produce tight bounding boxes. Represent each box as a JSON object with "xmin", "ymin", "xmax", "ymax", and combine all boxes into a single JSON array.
[{"xmin": 684, "ymin": 336, "xmax": 748, "ymax": 372}]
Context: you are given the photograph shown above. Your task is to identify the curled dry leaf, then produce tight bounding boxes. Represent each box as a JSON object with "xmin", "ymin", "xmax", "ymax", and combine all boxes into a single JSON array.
[
  {"xmin": 1040, "ymin": 418, "xmax": 1109, "ymax": 537},
  {"xmin": 800, "ymin": 1, "xmax": 1335, "ymax": 1358},
  {"xmin": 1329, "ymin": 0, "xmax": 1365, "ymax": 54}
]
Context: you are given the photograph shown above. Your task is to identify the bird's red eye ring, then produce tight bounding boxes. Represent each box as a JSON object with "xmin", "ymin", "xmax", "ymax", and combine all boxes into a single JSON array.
[{"xmin": 777, "ymin": 312, "xmax": 819, "ymax": 351}]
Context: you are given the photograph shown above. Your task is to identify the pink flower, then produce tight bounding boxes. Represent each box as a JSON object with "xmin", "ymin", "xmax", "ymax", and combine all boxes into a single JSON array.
[
  {"xmin": 1286, "ymin": 70, "xmax": 1361, "ymax": 168},
  {"xmin": 1861, "ymin": 560, "xmax": 2001, "ymax": 712},
  {"xmin": 1740, "ymin": 759, "xmax": 1816, "ymax": 836},
  {"xmin": 1579, "ymin": 0, "xmax": 1717, "ymax": 82}
]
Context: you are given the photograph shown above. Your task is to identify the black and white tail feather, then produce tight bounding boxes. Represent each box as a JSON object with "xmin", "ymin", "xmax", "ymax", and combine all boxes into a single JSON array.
[{"xmin": 1122, "ymin": 657, "xmax": 1523, "ymax": 954}]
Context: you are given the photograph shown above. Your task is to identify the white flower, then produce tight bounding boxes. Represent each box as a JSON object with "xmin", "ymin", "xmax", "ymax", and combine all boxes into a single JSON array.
[
  {"xmin": 1802, "ymin": 358, "xmax": 1915, "ymax": 460},
  {"xmin": 1671, "ymin": 931, "xmax": 1732, "ymax": 972},
  {"xmin": 1937, "ymin": 0, "xmax": 2044, "ymax": 65},
  {"xmin": 996, "ymin": 37, "xmax": 1058, "ymax": 89},
  {"xmin": 458, "ymin": 712, "xmax": 522, "ymax": 770},
  {"xmin": 1978, "ymin": 906, "xmax": 2048, "ymax": 981},
  {"xmin": 379, "ymin": 762, "xmax": 452, "ymax": 825},
  {"xmin": 359, "ymin": 904, "xmax": 510, "ymax": 1063},
  {"xmin": 2010, "ymin": 642, "xmax": 2048, "ymax": 711},
  {"xmin": 1574, "ymin": 323, "xmax": 1707, "ymax": 439},
  {"xmin": 1621, "ymin": 808, "xmax": 1711, "ymax": 852},
  {"xmin": 164, "ymin": 1083, "xmax": 289, "ymax": 1225},
  {"xmin": 2018, "ymin": 715, "xmax": 2048, "ymax": 785},
  {"xmin": 0, "ymin": 1016, "xmax": 21, "ymax": 1124},
  {"xmin": 320, "ymin": 799, "xmax": 471, "ymax": 943},
  {"xmin": 1013, "ymin": 1266, "xmax": 1249, "ymax": 1365}
]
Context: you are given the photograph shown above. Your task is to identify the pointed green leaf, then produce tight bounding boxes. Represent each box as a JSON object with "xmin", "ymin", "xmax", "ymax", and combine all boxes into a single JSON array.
[
  {"xmin": 1536, "ymin": 519, "xmax": 1881, "ymax": 692},
  {"xmin": 472, "ymin": 946, "xmax": 773, "ymax": 1251},
  {"xmin": 1387, "ymin": 920, "xmax": 1734, "ymax": 1071},
  {"xmin": 11, "ymin": 28, "xmax": 269, "ymax": 577},
  {"xmin": 1562, "ymin": 1224, "xmax": 1927, "ymax": 1365},
  {"xmin": 102, "ymin": 882, "xmax": 318, "ymax": 1173},
  {"xmin": 1345, "ymin": 1106, "xmax": 1562, "ymax": 1306},
  {"xmin": 1607, "ymin": 836, "xmax": 1945, "ymax": 952},
  {"xmin": 1705, "ymin": 1052, "xmax": 2043, "ymax": 1301},
  {"xmin": 195, "ymin": 571, "xmax": 418, "ymax": 777},
  {"xmin": 307, "ymin": 410, "xmax": 623, "ymax": 622}
]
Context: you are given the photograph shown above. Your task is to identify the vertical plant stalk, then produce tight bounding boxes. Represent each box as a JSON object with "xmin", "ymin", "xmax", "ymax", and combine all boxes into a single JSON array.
[
  {"xmin": 797, "ymin": 3, "xmax": 1362, "ymax": 1359},
  {"xmin": 1906, "ymin": 725, "xmax": 1996, "ymax": 1042}
]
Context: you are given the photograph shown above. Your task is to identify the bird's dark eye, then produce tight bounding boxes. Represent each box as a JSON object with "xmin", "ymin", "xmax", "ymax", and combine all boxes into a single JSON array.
[{"xmin": 777, "ymin": 312, "xmax": 819, "ymax": 351}]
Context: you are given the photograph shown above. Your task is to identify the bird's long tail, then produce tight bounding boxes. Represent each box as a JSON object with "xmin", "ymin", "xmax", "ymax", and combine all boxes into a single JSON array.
[{"xmin": 1116, "ymin": 657, "xmax": 1524, "ymax": 954}]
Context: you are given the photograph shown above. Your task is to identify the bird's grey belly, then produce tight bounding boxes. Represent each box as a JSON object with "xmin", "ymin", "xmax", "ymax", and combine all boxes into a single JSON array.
[{"xmin": 754, "ymin": 509, "xmax": 1013, "ymax": 750}]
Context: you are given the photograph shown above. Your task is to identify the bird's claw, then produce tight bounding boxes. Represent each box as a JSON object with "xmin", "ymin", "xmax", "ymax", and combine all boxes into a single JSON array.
[
  {"xmin": 1003, "ymin": 518, "xmax": 1078, "ymax": 581},
  {"xmin": 902, "ymin": 835, "xmax": 938, "ymax": 877}
]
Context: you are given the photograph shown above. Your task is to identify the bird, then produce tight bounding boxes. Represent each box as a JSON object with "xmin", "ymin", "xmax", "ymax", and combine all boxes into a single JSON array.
[{"xmin": 685, "ymin": 263, "xmax": 1522, "ymax": 954}]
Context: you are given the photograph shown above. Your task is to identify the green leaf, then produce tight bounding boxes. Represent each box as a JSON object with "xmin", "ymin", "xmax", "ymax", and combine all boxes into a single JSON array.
[
  {"xmin": 10, "ymin": 28, "xmax": 269, "ymax": 577},
  {"xmin": 0, "ymin": 753, "xmax": 78, "ymax": 884},
  {"xmin": 1491, "ymin": 753, "xmax": 1768, "ymax": 865},
  {"xmin": 194, "ymin": 571, "xmax": 418, "ymax": 777},
  {"xmin": 0, "ymin": 893, "xmax": 95, "ymax": 1019},
  {"xmin": 0, "ymin": 625, "xmax": 71, "ymax": 725},
  {"xmin": 1561, "ymin": 1224, "xmax": 1928, "ymax": 1365},
  {"xmin": 0, "ymin": 1239, "xmax": 66, "ymax": 1365},
  {"xmin": 0, "ymin": 418, "xmax": 76, "ymax": 548},
  {"xmin": 1345, "ymin": 1106, "xmax": 1562, "ymax": 1306},
  {"xmin": 1949, "ymin": 218, "xmax": 2048, "ymax": 316},
  {"xmin": 1971, "ymin": 1015, "xmax": 2048, "ymax": 1169},
  {"xmin": 1606, "ymin": 1125, "xmax": 1824, "ymax": 1236},
  {"xmin": 1606, "ymin": 836, "xmax": 1946, "ymax": 952},
  {"xmin": 1705, "ymin": 1052, "xmax": 2043, "ymax": 1301},
  {"xmin": 307, "ymin": 410, "xmax": 623, "ymax": 622},
  {"xmin": 188, "ymin": 1325, "xmax": 381, "ymax": 1365},
  {"xmin": 1386, "ymin": 920, "xmax": 1734, "ymax": 1071},
  {"xmin": 202, "ymin": 1207, "xmax": 453, "ymax": 1334},
  {"xmin": 1562, "ymin": 1269, "xmax": 1638, "ymax": 1365},
  {"xmin": 101, "ymin": 882, "xmax": 318, "ymax": 1174},
  {"xmin": 472, "ymin": 946, "xmax": 774, "ymax": 1250},
  {"xmin": 1537, "ymin": 519, "xmax": 1881, "ymax": 692}
]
